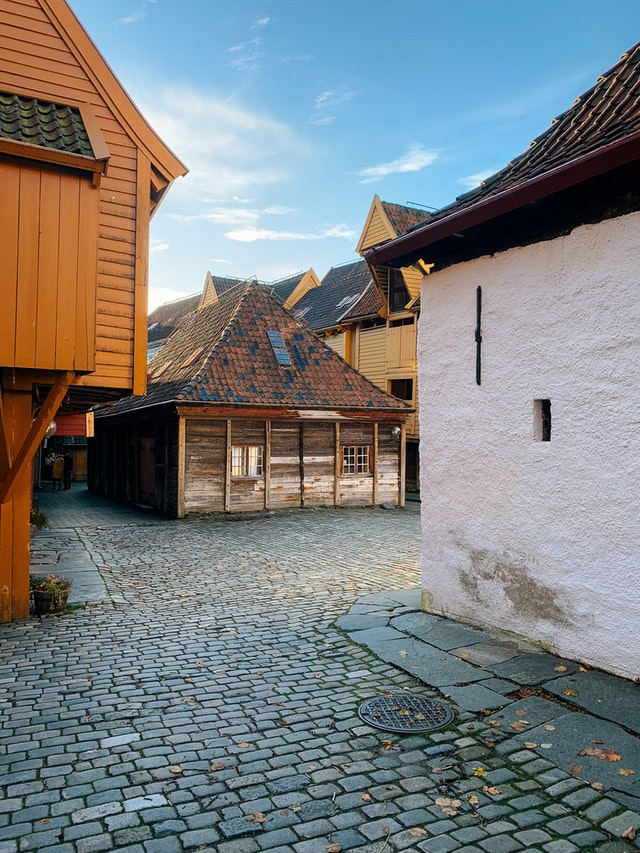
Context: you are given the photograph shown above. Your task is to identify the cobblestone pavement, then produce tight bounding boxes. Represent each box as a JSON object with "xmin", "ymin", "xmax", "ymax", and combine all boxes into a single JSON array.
[{"xmin": 0, "ymin": 487, "xmax": 638, "ymax": 852}]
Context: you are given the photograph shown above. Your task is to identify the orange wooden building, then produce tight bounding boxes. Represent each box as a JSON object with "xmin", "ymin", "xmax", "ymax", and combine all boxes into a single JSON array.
[{"xmin": 0, "ymin": 0, "xmax": 187, "ymax": 620}]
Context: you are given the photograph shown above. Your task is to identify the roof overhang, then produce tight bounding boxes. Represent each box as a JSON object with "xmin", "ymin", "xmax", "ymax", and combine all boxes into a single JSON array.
[{"xmin": 365, "ymin": 131, "xmax": 640, "ymax": 268}]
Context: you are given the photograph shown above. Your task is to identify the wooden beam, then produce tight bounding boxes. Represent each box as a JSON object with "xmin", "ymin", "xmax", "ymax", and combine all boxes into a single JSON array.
[
  {"xmin": 0, "ymin": 388, "xmax": 11, "ymax": 475},
  {"xmin": 0, "ymin": 372, "xmax": 73, "ymax": 505},
  {"xmin": 224, "ymin": 419, "xmax": 232, "ymax": 512},
  {"xmin": 372, "ymin": 423, "xmax": 379, "ymax": 506},
  {"xmin": 177, "ymin": 416, "xmax": 186, "ymax": 518},
  {"xmin": 299, "ymin": 424, "xmax": 305, "ymax": 508},
  {"xmin": 264, "ymin": 421, "xmax": 271, "ymax": 510},
  {"xmin": 334, "ymin": 422, "xmax": 341, "ymax": 507}
]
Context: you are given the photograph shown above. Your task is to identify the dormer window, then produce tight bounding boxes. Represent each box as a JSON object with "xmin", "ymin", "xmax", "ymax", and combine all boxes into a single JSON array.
[
  {"xmin": 267, "ymin": 331, "xmax": 292, "ymax": 366},
  {"xmin": 388, "ymin": 269, "xmax": 409, "ymax": 312}
]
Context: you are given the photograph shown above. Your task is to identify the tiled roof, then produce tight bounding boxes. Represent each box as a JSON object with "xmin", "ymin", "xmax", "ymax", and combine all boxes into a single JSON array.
[
  {"xmin": 147, "ymin": 292, "xmax": 201, "ymax": 343},
  {"xmin": 292, "ymin": 260, "xmax": 372, "ymax": 331},
  {"xmin": 381, "ymin": 200, "xmax": 429, "ymax": 235},
  {"xmin": 269, "ymin": 272, "xmax": 305, "ymax": 303},
  {"xmin": 419, "ymin": 42, "xmax": 640, "ymax": 228},
  {"xmin": 0, "ymin": 91, "xmax": 94, "ymax": 156},
  {"xmin": 341, "ymin": 281, "xmax": 383, "ymax": 321},
  {"xmin": 99, "ymin": 284, "xmax": 409, "ymax": 416},
  {"xmin": 210, "ymin": 274, "xmax": 248, "ymax": 294}
]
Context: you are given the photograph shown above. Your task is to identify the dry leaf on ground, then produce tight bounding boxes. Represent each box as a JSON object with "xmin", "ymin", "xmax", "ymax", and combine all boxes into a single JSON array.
[
  {"xmin": 523, "ymin": 742, "xmax": 538, "ymax": 749},
  {"xmin": 591, "ymin": 782, "xmax": 604, "ymax": 791},
  {"xmin": 554, "ymin": 665, "xmax": 567, "ymax": 672},
  {"xmin": 510, "ymin": 721, "xmax": 529, "ymax": 731},
  {"xmin": 246, "ymin": 812, "xmax": 266, "ymax": 823},
  {"xmin": 569, "ymin": 765, "xmax": 582, "ymax": 775},
  {"xmin": 168, "ymin": 765, "xmax": 183, "ymax": 774},
  {"xmin": 361, "ymin": 793, "xmax": 372, "ymax": 802},
  {"xmin": 515, "ymin": 709, "xmax": 528, "ymax": 716},
  {"xmin": 622, "ymin": 827, "xmax": 637, "ymax": 841},
  {"xmin": 563, "ymin": 689, "xmax": 578, "ymax": 697},
  {"xmin": 619, "ymin": 768, "xmax": 636, "ymax": 777},
  {"xmin": 544, "ymin": 725, "xmax": 556, "ymax": 731},
  {"xmin": 579, "ymin": 747, "xmax": 621, "ymax": 762},
  {"xmin": 472, "ymin": 767, "xmax": 488, "ymax": 778},
  {"xmin": 409, "ymin": 827, "xmax": 428, "ymax": 838},
  {"xmin": 326, "ymin": 845, "xmax": 343, "ymax": 852},
  {"xmin": 482, "ymin": 785, "xmax": 501, "ymax": 796}
]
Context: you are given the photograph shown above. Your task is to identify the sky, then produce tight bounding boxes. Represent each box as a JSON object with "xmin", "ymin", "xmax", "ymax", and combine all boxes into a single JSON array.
[{"xmin": 67, "ymin": 0, "xmax": 640, "ymax": 311}]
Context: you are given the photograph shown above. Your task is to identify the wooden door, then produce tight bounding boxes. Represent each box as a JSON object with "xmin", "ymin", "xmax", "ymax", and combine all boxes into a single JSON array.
[{"xmin": 138, "ymin": 436, "xmax": 156, "ymax": 506}]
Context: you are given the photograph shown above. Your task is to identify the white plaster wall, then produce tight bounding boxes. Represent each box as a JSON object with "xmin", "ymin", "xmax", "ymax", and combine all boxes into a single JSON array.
[{"xmin": 418, "ymin": 211, "xmax": 640, "ymax": 678}]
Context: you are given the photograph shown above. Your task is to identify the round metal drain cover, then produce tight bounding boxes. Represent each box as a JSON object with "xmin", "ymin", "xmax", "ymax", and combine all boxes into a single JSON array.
[{"xmin": 358, "ymin": 694, "xmax": 454, "ymax": 733}]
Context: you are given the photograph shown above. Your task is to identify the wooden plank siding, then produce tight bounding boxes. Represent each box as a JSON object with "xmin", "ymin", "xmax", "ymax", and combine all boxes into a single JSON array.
[
  {"xmin": 325, "ymin": 333, "xmax": 346, "ymax": 359},
  {"xmin": 357, "ymin": 326, "xmax": 387, "ymax": 388},
  {"xmin": 0, "ymin": 0, "xmax": 155, "ymax": 393},
  {"xmin": 93, "ymin": 412, "xmax": 404, "ymax": 517}
]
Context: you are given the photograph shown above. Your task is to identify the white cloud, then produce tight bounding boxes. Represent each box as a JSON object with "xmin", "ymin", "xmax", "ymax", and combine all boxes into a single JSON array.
[
  {"xmin": 229, "ymin": 36, "xmax": 264, "ymax": 71},
  {"xmin": 311, "ymin": 89, "xmax": 357, "ymax": 126},
  {"xmin": 166, "ymin": 205, "xmax": 296, "ymax": 225},
  {"xmin": 225, "ymin": 224, "xmax": 356, "ymax": 243},
  {"xmin": 118, "ymin": 0, "xmax": 156, "ymax": 25},
  {"xmin": 253, "ymin": 17, "xmax": 271, "ymax": 28},
  {"xmin": 150, "ymin": 241, "xmax": 170, "ymax": 252},
  {"xmin": 136, "ymin": 86, "xmax": 306, "ymax": 203},
  {"xmin": 357, "ymin": 145, "xmax": 440, "ymax": 184},
  {"xmin": 458, "ymin": 169, "xmax": 496, "ymax": 190},
  {"xmin": 209, "ymin": 258, "xmax": 233, "ymax": 265}
]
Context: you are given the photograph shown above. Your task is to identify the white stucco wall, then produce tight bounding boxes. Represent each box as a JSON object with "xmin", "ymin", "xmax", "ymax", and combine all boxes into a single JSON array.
[{"xmin": 418, "ymin": 211, "xmax": 640, "ymax": 678}]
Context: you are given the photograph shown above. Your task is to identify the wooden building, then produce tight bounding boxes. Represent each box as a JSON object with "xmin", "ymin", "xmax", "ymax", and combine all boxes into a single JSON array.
[
  {"xmin": 93, "ymin": 284, "xmax": 411, "ymax": 515},
  {"xmin": 0, "ymin": 0, "xmax": 186, "ymax": 620}
]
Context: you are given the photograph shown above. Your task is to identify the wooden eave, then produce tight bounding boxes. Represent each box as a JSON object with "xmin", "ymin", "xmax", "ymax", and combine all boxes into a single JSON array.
[
  {"xmin": 283, "ymin": 269, "xmax": 321, "ymax": 310},
  {"xmin": 41, "ymin": 0, "xmax": 187, "ymax": 186},
  {"xmin": 365, "ymin": 131, "xmax": 640, "ymax": 269}
]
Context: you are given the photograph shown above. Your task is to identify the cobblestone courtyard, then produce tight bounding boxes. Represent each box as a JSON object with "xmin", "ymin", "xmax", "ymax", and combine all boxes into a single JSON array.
[{"xmin": 1, "ymin": 491, "xmax": 638, "ymax": 852}]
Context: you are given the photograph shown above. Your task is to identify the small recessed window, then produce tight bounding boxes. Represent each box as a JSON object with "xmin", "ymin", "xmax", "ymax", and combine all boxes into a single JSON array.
[
  {"xmin": 267, "ymin": 330, "xmax": 292, "ymax": 366},
  {"xmin": 232, "ymin": 445, "xmax": 264, "ymax": 477},
  {"xmin": 342, "ymin": 445, "xmax": 370, "ymax": 475},
  {"xmin": 533, "ymin": 399, "xmax": 551, "ymax": 442}
]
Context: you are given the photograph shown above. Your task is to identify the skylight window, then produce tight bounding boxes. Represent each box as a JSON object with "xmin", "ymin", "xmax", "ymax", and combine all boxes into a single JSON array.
[{"xmin": 267, "ymin": 330, "xmax": 292, "ymax": 366}]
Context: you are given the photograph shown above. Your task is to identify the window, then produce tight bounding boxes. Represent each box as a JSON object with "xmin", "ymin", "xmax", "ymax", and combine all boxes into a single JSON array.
[
  {"xmin": 342, "ymin": 445, "xmax": 370, "ymax": 475},
  {"xmin": 267, "ymin": 330, "xmax": 292, "ymax": 366},
  {"xmin": 388, "ymin": 269, "xmax": 409, "ymax": 312},
  {"xmin": 389, "ymin": 378, "xmax": 413, "ymax": 402},
  {"xmin": 232, "ymin": 445, "xmax": 264, "ymax": 476},
  {"xmin": 533, "ymin": 399, "xmax": 551, "ymax": 442}
]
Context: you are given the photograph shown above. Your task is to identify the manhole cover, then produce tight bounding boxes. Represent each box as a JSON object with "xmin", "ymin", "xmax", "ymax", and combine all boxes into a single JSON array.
[{"xmin": 358, "ymin": 694, "xmax": 454, "ymax": 733}]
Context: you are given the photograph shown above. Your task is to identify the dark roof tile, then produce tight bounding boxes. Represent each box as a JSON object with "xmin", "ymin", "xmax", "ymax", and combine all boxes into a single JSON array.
[
  {"xmin": 292, "ymin": 259, "xmax": 372, "ymax": 331},
  {"xmin": 0, "ymin": 91, "xmax": 93, "ymax": 156}
]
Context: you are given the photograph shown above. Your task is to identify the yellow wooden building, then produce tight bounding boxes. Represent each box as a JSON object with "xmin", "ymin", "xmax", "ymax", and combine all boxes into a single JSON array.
[{"xmin": 0, "ymin": 0, "xmax": 186, "ymax": 621}]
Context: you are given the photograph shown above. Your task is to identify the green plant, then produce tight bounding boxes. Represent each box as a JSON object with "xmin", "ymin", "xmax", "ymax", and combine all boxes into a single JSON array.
[
  {"xmin": 30, "ymin": 575, "xmax": 72, "ymax": 610},
  {"xmin": 30, "ymin": 508, "xmax": 48, "ymax": 529}
]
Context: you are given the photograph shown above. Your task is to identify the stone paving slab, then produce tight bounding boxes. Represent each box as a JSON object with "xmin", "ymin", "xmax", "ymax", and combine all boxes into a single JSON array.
[
  {"xmin": 546, "ymin": 671, "xmax": 640, "ymax": 736},
  {"xmin": 487, "ymin": 652, "xmax": 583, "ymax": 685}
]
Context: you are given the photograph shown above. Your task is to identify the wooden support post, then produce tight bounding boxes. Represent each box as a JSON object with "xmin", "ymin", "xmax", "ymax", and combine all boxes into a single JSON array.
[
  {"xmin": 372, "ymin": 423, "xmax": 379, "ymax": 506},
  {"xmin": 224, "ymin": 419, "xmax": 232, "ymax": 512},
  {"xmin": 334, "ymin": 422, "xmax": 341, "ymax": 507},
  {"xmin": 399, "ymin": 422, "xmax": 406, "ymax": 508},
  {"xmin": 177, "ymin": 417, "xmax": 186, "ymax": 519},
  {"xmin": 0, "ymin": 387, "xmax": 12, "ymax": 474},
  {"xmin": 299, "ymin": 424, "xmax": 305, "ymax": 508},
  {"xmin": 264, "ymin": 421, "xmax": 271, "ymax": 510}
]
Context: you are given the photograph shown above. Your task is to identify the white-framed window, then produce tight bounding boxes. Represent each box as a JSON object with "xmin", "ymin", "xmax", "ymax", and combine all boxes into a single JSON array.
[
  {"xmin": 342, "ymin": 445, "xmax": 370, "ymax": 475},
  {"xmin": 232, "ymin": 445, "xmax": 264, "ymax": 477}
]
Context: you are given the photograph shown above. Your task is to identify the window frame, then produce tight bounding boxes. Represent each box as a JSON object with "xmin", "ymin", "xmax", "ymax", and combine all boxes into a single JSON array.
[
  {"xmin": 231, "ymin": 444, "xmax": 264, "ymax": 478},
  {"xmin": 342, "ymin": 444, "xmax": 371, "ymax": 476}
]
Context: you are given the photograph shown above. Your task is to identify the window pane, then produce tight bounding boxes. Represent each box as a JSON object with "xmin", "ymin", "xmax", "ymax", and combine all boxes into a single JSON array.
[
  {"xmin": 247, "ymin": 445, "xmax": 264, "ymax": 476},
  {"xmin": 356, "ymin": 446, "xmax": 369, "ymax": 474},
  {"xmin": 232, "ymin": 446, "xmax": 245, "ymax": 476},
  {"xmin": 343, "ymin": 446, "xmax": 355, "ymax": 474}
]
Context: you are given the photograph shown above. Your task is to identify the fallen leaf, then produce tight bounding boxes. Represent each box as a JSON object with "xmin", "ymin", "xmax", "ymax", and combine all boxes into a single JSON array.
[
  {"xmin": 361, "ymin": 793, "xmax": 372, "ymax": 802},
  {"xmin": 579, "ymin": 667, "xmax": 587, "ymax": 672},
  {"xmin": 592, "ymin": 739, "xmax": 604, "ymax": 744},
  {"xmin": 409, "ymin": 827, "xmax": 428, "ymax": 838},
  {"xmin": 279, "ymin": 810, "xmax": 289, "ymax": 817},
  {"xmin": 554, "ymin": 665, "xmax": 567, "ymax": 672},
  {"xmin": 540, "ymin": 743, "xmax": 553, "ymax": 749},
  {"xmin": 246, "ymin": 812, "xmax": 266, "ymax": 823},
  {"xmin": 435, "ymin": 797, "xmax": 461, "ymax": 808},
  {"xmin": 472, "ymin": 766, "xmax": 488, "ymax": 778},
  {"xmin": 398, "ymin": 650, "xmax": 408, "ymax": 658},
  {"xmin": 39, "ymin": 819, "xmax": 49, "ymax": 825},
  {"xmin": 415, "ymin": 713, "xmax": 426, "ymax": 721},
  {"xmin": 523, "ymin": 742, "xmax": 538, "ymax": 749},
  {"xmin": 327, "ymin": 845, "xmax": 343, "ymax": 853},
  {"xmin": 238, "ymin": 742, "xmax": 250, "ymax": 749},
  {"xmin": 432, "ymin": 767, "xmax": 443, "ymax": 774},
  {"xmin": 459, "ymin": 652, "xmax": 470, "ymax": 659},
  {"xmin": 482, "ymin": 785, "xmax": 501, "ymax": 796},
  {"xmin": 510, "ymin": 721, "xmax": 529, "ymax": 732},
  {"xmin": 591, "ymin": 782, "xmax": 604, "ymax": 791},
  {"xmin": 569, "ymin": 765, "xmax": 582, "ymax": 775},
  {"xmin": 168, "ymin": 765, "xmax": 183, "ymax": 774},
  {"xmin": 579, "ymin": 747, "xmax": 621, "ymax": 762},
  {"xmin": 619, "ymin": 768, "xmax": 636, "ymax": 777},
  {"xmin": 488, "ymin": 719, "xmax": 502, "ymax": 728},
  {"xmin": 563, "ymin": 689, "xmax": 578, "ymax": 697},
  {"xmin": 544, "ymin": 725, "xmax": 556, "ymax": 731},
  {"xmin": 468, "ymin": 795, "xmax": 480, "ymax": 806},
  {"xmin": 515, "ymin": 709, "xmax": 528, "ymax": 716},
  {"xmin": 483, "ymin": 740, "xmax": 495, "ymax": 749},
  {"xmin": 622, "ymin": 827, "xmax": 637, "ymax": 841},
  {"xmin": 381, "ymin": 739, "xmax": 396, "ymax": 751}
]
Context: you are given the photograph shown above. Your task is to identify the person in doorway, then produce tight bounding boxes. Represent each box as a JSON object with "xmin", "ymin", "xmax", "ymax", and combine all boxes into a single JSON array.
[
  {"xmin": 51, "ymin": 454, "xmax": 64, "ymax": 490},
  {"xmin": 63, "ymin": 453, "xmax": 73, "ymax": 490}
]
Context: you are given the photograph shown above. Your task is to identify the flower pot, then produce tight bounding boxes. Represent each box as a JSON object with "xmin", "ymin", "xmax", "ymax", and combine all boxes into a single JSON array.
[{"xmin": 32, "ymin": 588, "xmax": 70, "ymax": 615}]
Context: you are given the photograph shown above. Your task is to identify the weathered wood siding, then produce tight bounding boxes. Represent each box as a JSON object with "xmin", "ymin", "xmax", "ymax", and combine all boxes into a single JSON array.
[
  {"xmin": 183, "ymin": 419, "xmax": 226, "ymax": 513},
  {"xmin": 0, "ymin": 0, "xmax": 148, "ymax": 392},
  {"xmin": 357, "ymin": 326, "xmax": 386, "ymax": 388},
  {"xmin": 229, "ymin": 420, "xmax": 265, "ymax": 512},
  {"xmin": 269, "ymin": 421, "xmax": 302, "ymax": 509},
  {"xmin": 302, "ymin": 423, "xmax": 335, "ymax": 507},
  {"xmin": 377, "ymin": 425, "xmax": 402, "ymax": 504},
  {"xmin": 339, "ymin": 422, "xmax": 374, "ymax": 506},
  {"xmin": 0, "ymin": 159, "xmax": 98, "ymax": 371}
]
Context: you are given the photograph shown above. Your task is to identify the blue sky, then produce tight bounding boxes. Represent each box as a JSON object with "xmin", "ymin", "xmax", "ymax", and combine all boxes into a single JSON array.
[{"xmin": 68, "ymin": 0, "xmax": 640, "ymax": 310}]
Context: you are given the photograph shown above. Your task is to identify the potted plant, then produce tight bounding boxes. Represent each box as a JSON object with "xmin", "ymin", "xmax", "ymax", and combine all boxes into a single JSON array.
[{"xmin": 30, "ymin": 575, "xmax": 72, "ymax": 615}]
